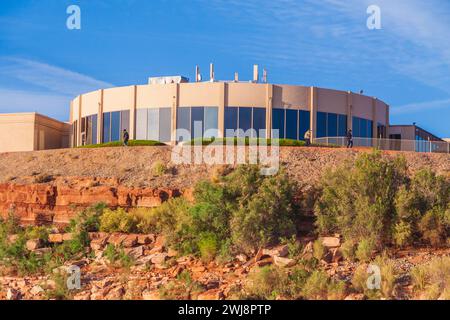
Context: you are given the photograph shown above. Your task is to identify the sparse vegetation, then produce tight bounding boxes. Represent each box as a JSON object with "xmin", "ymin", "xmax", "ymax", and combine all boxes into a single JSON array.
[
  {"xmin": 77, "ymin": 140, "xmax": 165, "ymax": 148},
  {"xmin": 152, "ymin": 160, "xmax": 168, "ymax": 176}
]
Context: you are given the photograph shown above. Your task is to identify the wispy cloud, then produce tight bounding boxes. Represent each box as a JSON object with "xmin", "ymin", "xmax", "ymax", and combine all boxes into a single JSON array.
[
  {"xmin": 391, "ymin": 98, "xmax": 450, "ymax": 115},
  {"xmin": 0, "ymin": 57, "xmax": 114, "ymax": 121},
  {"xmin": 0, "ymin": 57, "xmax": 113, "ymax": 96}
]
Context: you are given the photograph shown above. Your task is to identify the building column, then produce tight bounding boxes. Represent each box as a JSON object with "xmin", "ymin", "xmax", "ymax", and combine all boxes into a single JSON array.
[
  {"xmin": 218, "ymin": 83, "xmax": 226, "ymax": 138},
  {"xmin": 130, "ymin": 85, "xmax": 137, "ymax": 140},
  {"xmin": 385, "ymin": 104, "xmax": 390, "ymax": 138},
  {"xmin": 98, "ymin": 90, "xmax": 103, "ymax": 143},
  {"xmin": 77, "ymin": 95, "xmax": 82, "ymax": 147},
  {"xmin": 372, "ymin": 97, "xmax": 378, "ymax": 138},
  {"xmin": 309, "ymin": 86, "xmax": 317, "ymax": 140},
  {"xmin": 170, "ymin": 83, "xmax": 179, "ymax": 145},
  {"xmin": 347, "ymin": 91, "xmax": 353, "ymax": 132},
  {"xmin": 265, "ymin": 84, "xmax": 273, "ymax": 139}
]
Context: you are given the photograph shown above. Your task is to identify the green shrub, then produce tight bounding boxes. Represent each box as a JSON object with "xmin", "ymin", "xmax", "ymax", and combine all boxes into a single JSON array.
[
  {"xmin": 341, "ymin": 240, "xmax": 356, "ymax": 262},
  {"xmin": 395, "ymin": 169, "xmax": 449, "ymax": 246},
  {"xmin": 104, "ymin": 244, "xmax": 134, "ymax": 269},
  {"xmin": 230, "ymin": 168, "xmax": 298, "ymax": 253},
  {"xmin": 327, "ymin": 280, "xmax": 347, "ymax": 300},
  {"xmin": 280, "ymin": 235, "xmax": 303, "ymax": 258},
  {"xmin": 25, "ymin": 226, "xmax": 49, "ymax": 243},
  {"xmin": 313, "ymin": 239, "xmax": 326, "ymax": 261},
  {"xmin": 198, "ymin": 233, "xmax": 218, "ymax": 262},
  {"xmin": 78, "ymin": 140, "xmax": 165, "ymax": 148},
  {"xmin": 315, "ymin": 151, "xmax": 407, "ymax": 245},
  {"xmin": 355, "ymin": 238, "xmax": 376, "ymax": 262},
  {"xmin": 152, "ymin": 161, "xmax": 168, "ymax": 176},
  {"xmin": 244, "ymin": 266, "xmax": 287, "ymax": 300},
  {"xmin": 301, "ymin": 270, "xmax": 329, "ymax": 300},
  {"xmin": 99, "ymin": 208, "xmax": 140, "ymax": 234},
  {"xmin": 410, "ymin": 256, "xmax": 450, "ymax": 299},
  {"xmin": 393, "ymin": 220, "xmax": 413, "ymax": 247},
  {"xmin": 418, "ymin": 208, "xmax": 447, "ymax": 247}
]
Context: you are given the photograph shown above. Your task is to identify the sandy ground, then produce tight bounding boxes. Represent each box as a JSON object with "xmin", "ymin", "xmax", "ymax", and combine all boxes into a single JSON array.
[{"xmin": 0, "ymin": 146, "xmax": 448, "ymax": 188}]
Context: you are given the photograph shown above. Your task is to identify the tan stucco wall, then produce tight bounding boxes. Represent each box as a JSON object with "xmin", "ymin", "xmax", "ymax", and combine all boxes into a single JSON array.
[
  {"xmin": 70, "ymin": 82, "xmax": 390, "ymax": 146},
  {"xmin": 0, "ymin": 113, "xmax": 70, "ymax": 153}
]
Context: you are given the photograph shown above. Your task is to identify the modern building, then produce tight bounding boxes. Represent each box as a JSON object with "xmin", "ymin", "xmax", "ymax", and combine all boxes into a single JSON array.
[
  {"xmin": 69, "ymin": 66, "xmax": 390, "ymax": 148},
  {"xmin": 0, "ymin": 65, "xmax": 448, "ymax": 153},
  {"xmin": 0, "ymin": 113, "xmax": 70, "ymax": 153}
]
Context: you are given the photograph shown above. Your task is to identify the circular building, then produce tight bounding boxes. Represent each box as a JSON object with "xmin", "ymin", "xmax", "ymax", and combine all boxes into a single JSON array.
[{"xmin": 69, "ymin": 74, "xmax": 389, "ymax": 147}]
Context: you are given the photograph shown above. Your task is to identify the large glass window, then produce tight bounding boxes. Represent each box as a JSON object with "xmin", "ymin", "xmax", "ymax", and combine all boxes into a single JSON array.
[
  {"xmin": 285, "ymin": 109, "xmax": 298, "ymax": 140},
  {"xmin": 136, "ymin": 109, "xmax": 147, "ymax": 140},
  {"xmin": 111, "ymin": 111, "xmax": 121, "ymax": 142},
  {"xmin": 327, "ymin": 113, "xmax": 338, "ymax": 137},
  {"xmin": 191, "ymin": 107, "xmax": 204, "ymax": 139},
  {"xmin": 272, "ymin": 108, "xmax": 285, "ymax": 139},
  {"xmin": 147, "ymin": 109, "xmax": 159, "ymax": 141},
  {"xmin": 204, "ymin": 107, "xmax": 219, "ymax": 138},
  {"xmin": 224, "ymin": 107, "xmax": 238, "ymax": 137},
  {"xmin": 92, "ymin": 115, "xmax": 98, "ymax": 145},
  {"xmin": 316, "ymin": 112, "xmax": 327, "ymax": 138},
  {"xmin": 103, "ymin": 112, "xmax": 111, "ymax": 143},
  {"xmin": 238, "ymin": 107, "xmax": 252, "ymax": 135},
  {"xmin": 338, "ymin": 115, "xmax": 347, "ymax": 137},
  {"xmin": 299, "ymin": 111, "xmax": 310, "ymax": 140},
  {"xmin": 352, "ymin": 117, "xmax": 360, "ymax": 137},
  {"xmin": 159, "ymin": 108, "xmax": 171, "ymax": 142},
  {"xmin": 253, "ymin": 108, "xmax": 266, "ymax": 138},
  {"xmin": 177, "ymin": 107, "xmax": 219, "ymax": 141}
]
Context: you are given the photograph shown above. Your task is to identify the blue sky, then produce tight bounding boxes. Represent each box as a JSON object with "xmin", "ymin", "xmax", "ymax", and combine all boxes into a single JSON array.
[{"xmin": 0, "ymin": 0, "xmax": 449, "ymax": 137}]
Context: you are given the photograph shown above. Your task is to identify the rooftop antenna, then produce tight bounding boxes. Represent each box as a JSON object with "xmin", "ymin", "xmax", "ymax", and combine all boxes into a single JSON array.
[
  {"xmin": 234, "ymin": 72, "xmax": 239, "ymax": 82},
  {"xmin": 262, "ymin": 68, "xmax": 267, "ymax": 83},
  {"xmin": 195, "ymin": 65, "xmax": 201, "ymax": 82},
  {"xmin": 253, "ymin": 64, "xmax": 259, "ymax": 83},
  {"xmin": 210, "ymin": 63, "xmax": 215, "ymax": 82}
]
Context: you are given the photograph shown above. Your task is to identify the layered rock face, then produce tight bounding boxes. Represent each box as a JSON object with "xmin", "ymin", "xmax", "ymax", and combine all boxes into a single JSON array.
[{"xmin": 0, "ymin": 177, "xmax": 186, "ymax": 225}]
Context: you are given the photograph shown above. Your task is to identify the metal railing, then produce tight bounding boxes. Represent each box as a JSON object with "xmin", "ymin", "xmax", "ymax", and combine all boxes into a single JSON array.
[{"xmin": 313, "ymin": 137, "xmax": 450, "ymax": 154}]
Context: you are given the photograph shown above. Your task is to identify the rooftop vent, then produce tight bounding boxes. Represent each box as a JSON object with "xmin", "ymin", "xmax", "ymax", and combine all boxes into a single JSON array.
[{"xmin": 149, "ymin": 76, "xmax": 189, "ymax": 84}]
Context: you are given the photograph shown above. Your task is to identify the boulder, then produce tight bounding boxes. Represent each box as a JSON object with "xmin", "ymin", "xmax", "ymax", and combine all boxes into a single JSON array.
[
  {"xmin": 262, "ymin": 245, "xmax": 289, "ymax": 258},
  {"xmin": 62, "ymin": 233, "xmax": 73, "ymax": 241},
  {"xmin": 48, "ymin": 233, "xmax": 63, "ymax": 243},
  {"xmin": 255, "ymin": 257, "xmax": 273, "ymax": 267},
  {"xmin": 30, "ymin": 285, "xmax": 44, "ymax": 296},
  {"xmin": 26, "ymin": 239, "xmax": 44, "ymax": 251},
  {"xmin": 151, "ymin": 253, "xmax": 168, "ymax": 265},
  {"xmin": 125, "ymin": 246, "xmax": 144, "ymax": 260},
  {"xmin": 137, "ymin": 234, "xmax": 154, "ymax": 245},
  {"xmin": 90, "ymin": 234, "xmax": 110, "ymax": 251},
  {"xmin": 273, "ymin": 256, "xmax": 296, "ymax": 268},
  {"xmin": 320, "ymin": 237, "xmax": 341, "ymax": 248},
  {"xmin": 6, "ymin": 288, "xmax": 21, "ymax": 300}
]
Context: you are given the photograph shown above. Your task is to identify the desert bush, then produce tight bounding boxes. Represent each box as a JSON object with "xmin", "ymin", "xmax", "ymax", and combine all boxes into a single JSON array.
[
  {"xmin": 313, "ymin": 239, "xmax": 326, "ymax": 261},
  {"xmin": 418, "ymin": 208, "xmax": 447, "ymax": 247},
  {"xmin": 395, "ymin": 169, "xmax": 449, "ymax": 246},
  {"xmin": 99, "ymin": 208, "xmax": 140, "ymax": 234},
  {"xmin": 104, "ymin": 244, "xmax": 134, "ymax": 269},
  {"xmin": 351, "ymin": 254, "xmax": 397, "ymax": 299},
  {"xmin": 301, "ymin": 270, "xmax": 329, "ymax": 300},
  {"xmin": 315, "ymin": 150, "xmax": 407, "ymax": 245},
  {"xmin": 152, "ymin": 160, "xmax": 168, "ymax": 176},
  {"xmin": 411, "ymin": 256, "xmax": 450, "ymax": 299},
  {"xmin": 355, "ymin": 238, "xmax": 376, "ymax": 262},
  {"xmin": 229, "ymin": 168, "xmax": 298, "ymax": 253},
  {"xmin": 25, "ymin": 226, "xmax": 49, "ymax": 243},
  {"xmin": 341, "ymin": 240, "xmax": 356, "ymax": 262},
  {"xmin": 393, "ymin": 220, "xmax": 413, "ymax": 247},
  {"xmin": 197, "ymin": 233, "xmax": 218, "ymax": 262},
  {"xmin": 327, "ymin": 280, "xmax": 347, "ymax": 300},
  {"xmin": 280, "ymin": 235, "xmax": 303, "ymax": 258},
  {"xmin": 243, "ymin": 266, "xmax": 287, "ymax": 300}
]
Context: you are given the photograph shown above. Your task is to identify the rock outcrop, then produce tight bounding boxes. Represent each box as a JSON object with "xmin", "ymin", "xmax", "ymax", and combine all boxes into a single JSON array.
[{"xmin": 0, "ymin": 177, "xmax": 187, "ymax": 225}]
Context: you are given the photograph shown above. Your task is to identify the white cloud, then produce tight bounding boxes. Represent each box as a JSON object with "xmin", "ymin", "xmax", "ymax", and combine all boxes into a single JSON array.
[
  {"xmin": 0, "ymin": 57, "xmax": 113, "ymax": 96},
  {"xmin": 391, "ymin": 98, "xmax": 450, "ymax": 115}
]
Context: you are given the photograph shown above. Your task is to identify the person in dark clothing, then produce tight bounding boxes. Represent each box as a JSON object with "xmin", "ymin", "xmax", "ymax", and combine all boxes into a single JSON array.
[
  {"xmin": 346, "ymin": 130, "xmax": 353, "ymax": 148},
  {"xmin": 123, "ymin": 129, "xmax": 129, "ymax": 146}
]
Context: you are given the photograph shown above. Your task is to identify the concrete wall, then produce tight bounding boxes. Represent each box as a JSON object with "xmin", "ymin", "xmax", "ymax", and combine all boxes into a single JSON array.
[{"xmin": 0, "ymin": 113, "xmax": 70, "ymax": 153}]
